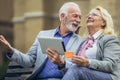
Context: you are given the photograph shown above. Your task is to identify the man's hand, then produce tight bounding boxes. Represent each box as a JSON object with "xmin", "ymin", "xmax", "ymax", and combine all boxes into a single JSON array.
[
  {"xmin": 0, "ymin": 35, "xmax": 14, "ymax": 52},
  {"xmin": 72, "ymin": 56, "xmax": 89, "ymax": 67},
  {"xmin": 46, "ymin": 48, "xmax": 65, "ymax": 67}
]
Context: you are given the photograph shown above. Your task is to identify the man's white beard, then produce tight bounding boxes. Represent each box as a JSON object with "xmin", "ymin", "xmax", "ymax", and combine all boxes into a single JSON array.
[
  {"xmin": 66, "ymin": 22, "xmax": 78, "ymax": 32},
  {"xmin": 65, "ymin": 18, "xmax": 80, "ymax": 32}
]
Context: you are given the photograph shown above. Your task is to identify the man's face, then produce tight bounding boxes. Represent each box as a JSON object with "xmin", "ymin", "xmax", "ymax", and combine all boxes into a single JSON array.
[{"xmin": 64, "ymin": 7, "xmax": 81, "ymax": 32}]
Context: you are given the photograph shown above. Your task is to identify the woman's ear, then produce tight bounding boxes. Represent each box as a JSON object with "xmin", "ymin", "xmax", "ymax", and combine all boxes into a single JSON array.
[
  {"xmin": 102, "ymin": 20, "xmax": 106, "ymax": 28},
  {"xmin": 102, "ymin": 23, "xmax": 105, "ymax": 26}
]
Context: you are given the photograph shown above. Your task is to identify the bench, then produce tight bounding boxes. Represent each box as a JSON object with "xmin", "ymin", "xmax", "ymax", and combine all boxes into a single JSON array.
[{"xmin": 5, "ymin": 61, "xmax": 34, "ymax": 80}]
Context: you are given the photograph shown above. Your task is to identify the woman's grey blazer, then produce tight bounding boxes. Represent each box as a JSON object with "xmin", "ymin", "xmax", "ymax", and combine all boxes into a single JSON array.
[
  {"xmin": 89, "ymin": 34, "xmax": 120, "ymax": 80},
  {"xmin": 7, "ymin": 29, "xmax": 84, "ymax": 79}
]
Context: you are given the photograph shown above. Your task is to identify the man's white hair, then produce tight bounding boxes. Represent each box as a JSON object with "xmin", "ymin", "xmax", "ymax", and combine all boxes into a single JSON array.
[{"xmin": 59, "ymin": 2, "xmax": 80, "ymax": 21}]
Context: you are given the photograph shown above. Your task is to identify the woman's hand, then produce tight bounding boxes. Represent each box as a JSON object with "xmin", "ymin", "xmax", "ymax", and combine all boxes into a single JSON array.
[{"xmin": 72, "ymin": 56, "xmax": 89, "ymax": 67}]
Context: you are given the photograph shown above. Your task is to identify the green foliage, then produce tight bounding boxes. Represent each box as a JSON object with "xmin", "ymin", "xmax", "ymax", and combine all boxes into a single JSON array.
[{"xmin": 0, "ymin": 63, "xmax": 8, "ymax": 80}]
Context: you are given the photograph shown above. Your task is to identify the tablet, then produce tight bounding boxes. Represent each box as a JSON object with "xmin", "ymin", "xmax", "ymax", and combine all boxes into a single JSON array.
[{"xmin": 38, "ymin": 37, "xmax": 66, "ymax": 55}]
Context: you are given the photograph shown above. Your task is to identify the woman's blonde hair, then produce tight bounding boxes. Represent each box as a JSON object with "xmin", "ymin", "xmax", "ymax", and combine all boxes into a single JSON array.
[{"xmin": 95, "ymin": 6, "xmax": 115, "ymax": 35}]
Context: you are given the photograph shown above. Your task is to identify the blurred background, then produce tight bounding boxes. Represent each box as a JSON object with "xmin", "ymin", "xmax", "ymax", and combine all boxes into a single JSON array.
[{"xmin": 0, "ymin": 0, "xmax": 120, "ymax": 79}]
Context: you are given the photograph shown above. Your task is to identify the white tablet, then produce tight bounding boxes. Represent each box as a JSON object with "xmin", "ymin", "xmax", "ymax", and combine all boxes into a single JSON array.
[{"xmin": 38, "ymin": 37, "xmax": 66, "ymax": 55}]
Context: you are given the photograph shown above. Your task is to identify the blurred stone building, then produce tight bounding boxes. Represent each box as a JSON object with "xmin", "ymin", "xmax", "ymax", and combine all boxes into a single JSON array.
[{"xmin": 0, "ymin": 0, "xmax": 120, "ymax": 64}]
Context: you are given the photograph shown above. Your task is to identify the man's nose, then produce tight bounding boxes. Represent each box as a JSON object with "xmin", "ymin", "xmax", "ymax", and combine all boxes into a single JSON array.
[{"xmin": 75, "ymin": 17, "xmax": 81, "ymax": 23}]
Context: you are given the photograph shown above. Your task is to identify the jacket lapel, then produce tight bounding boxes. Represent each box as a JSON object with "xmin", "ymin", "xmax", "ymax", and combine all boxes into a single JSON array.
[{"xmin": 66, "ymin": 33, "xmax": 77, "ymax": 51}]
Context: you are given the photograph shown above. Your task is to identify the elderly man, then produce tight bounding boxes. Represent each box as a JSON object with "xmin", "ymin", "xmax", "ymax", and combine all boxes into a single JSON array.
[{"xmin": 0, "ymin": 2, "xmax": 83, "ymax": 80}]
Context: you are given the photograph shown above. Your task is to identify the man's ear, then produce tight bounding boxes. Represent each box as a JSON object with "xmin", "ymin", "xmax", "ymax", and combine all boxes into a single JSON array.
[{"xmin": 60, "ymin": 13, "xmax": 65, "ymax": 20}]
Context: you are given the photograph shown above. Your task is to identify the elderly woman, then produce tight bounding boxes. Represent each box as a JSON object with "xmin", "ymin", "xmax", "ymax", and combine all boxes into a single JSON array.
[{"xmin": 62, "ymin": 6, "xmax": 120, "ymax": 80}]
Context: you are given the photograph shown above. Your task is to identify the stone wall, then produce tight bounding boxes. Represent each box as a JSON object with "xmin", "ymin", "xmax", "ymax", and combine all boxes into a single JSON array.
[
  {"xmin": 0, "ymin": 0, "xmax": 120, "ymax": 64},
  {"xmin": 0, "ymin": 0, "xmax": 13, "ymax": 64}
]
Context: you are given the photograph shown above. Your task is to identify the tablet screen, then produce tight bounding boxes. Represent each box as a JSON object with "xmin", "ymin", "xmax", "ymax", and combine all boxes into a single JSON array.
[{"xmin": 38, "ymin": 37, "xmax": 66, "ymax": 55}]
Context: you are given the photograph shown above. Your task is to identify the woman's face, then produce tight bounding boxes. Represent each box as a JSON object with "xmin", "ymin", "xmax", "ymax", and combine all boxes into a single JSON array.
[{"xmin": 86, "ymin": 9, "xmax": 105, "ymax": 34}]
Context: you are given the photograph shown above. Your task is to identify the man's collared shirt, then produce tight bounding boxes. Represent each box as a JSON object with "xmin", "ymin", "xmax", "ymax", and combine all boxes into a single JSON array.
[{"xmin": 37, "ymin": 27, "xmax": 73, "ymax": 79}]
